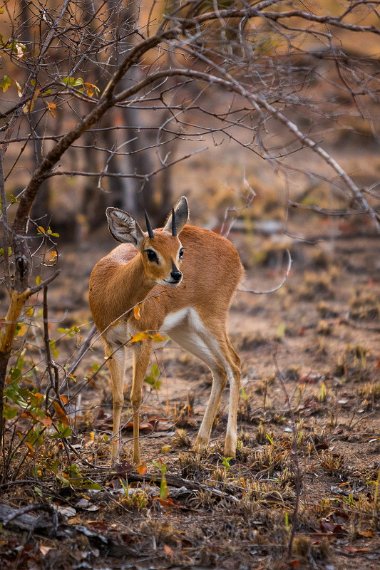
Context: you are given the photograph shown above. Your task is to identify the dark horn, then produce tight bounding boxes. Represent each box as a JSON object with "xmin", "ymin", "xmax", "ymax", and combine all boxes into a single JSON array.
[
  {"xmin": 144, "ymin": 210, "xmax": 154, "ymax": 239},
  {"xmin": 171, "ymin": 207, "xmax": 177, "ymax": 236}
]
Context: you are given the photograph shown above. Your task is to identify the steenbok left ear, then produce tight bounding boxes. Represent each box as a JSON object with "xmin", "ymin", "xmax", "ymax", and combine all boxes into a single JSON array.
[
  {"xmin": 106, "ymin": 207, "xmax": 145, "ymax": 247},
  {"xmin": 163, "ymin": 196, "xmax": 189, "ymax": 235}
]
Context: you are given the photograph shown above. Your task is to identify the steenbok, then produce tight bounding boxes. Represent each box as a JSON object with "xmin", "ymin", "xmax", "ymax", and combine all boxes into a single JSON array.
[{"xmin": 89, "ymin": 197, "xmax": 243, "ymax": 464}]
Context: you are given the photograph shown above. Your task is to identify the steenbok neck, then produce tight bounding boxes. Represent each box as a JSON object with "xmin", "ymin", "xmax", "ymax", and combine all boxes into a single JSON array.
[{"xmin": 107, "ymin": 252, "xmax": 155, "ymax": 326}]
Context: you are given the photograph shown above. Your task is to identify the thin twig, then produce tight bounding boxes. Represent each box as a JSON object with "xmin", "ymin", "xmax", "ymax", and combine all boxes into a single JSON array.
[
  {"xmin": 3, "ymin": 503, "xmax": 59, "ymax": 533},
  {"xmin": 66, "ymin": 324, "xmax": 97, "ymax": 377},
  {"xmin": 43, "ymin": 286, "xmax": 60, "ymax": 410}
]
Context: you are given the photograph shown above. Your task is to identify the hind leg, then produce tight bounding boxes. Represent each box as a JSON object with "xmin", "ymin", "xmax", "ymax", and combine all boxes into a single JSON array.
[
  {"xmin": 169, "ymin": 319, "xmax": 240, "ymax": 455},
  {"xmin": 223, "ymin": 335, "xmax": 241, "ymax": 457},
  {"xmin": 168, "ymin": 324, "xmax": 226, "ymax": 450}
]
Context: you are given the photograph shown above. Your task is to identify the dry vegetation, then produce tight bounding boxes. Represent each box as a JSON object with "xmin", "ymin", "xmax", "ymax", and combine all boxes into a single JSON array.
[{"xmin": 1, "ymin": 178, "xmax": 379, "ymax": 569}]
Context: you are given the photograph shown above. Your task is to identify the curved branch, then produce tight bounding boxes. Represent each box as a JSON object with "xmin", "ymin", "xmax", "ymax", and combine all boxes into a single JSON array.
[{"xmin": 239, "ymin": 249, "xmax": 292, "ymax": 295}]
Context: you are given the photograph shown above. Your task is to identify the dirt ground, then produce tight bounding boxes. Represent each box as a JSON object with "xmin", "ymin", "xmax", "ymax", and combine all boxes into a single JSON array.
[{"xmin": 1, "ymin": 195, "xmax": 379, "ymax": 569}]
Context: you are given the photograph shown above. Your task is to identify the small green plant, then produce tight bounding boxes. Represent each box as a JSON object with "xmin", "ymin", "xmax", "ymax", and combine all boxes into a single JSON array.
[
  {"xmin": 284, "ymin": 510, "xmax": 291, "ymax": 532},
  {"xmin": 221, "ymin": 456, "xmax": 233, "ymax": 470},
  {"xmin": 265, "ymin": 432, "xmax": 274, "ymax": 445},
  {"xmin": 318, "ymin": 381, "xmax": 328, "ymax": 403},
  {"xmin": 144, "ymin": 363, "xmax": 162, "ymax": 390},
  {"xmin": 119, "ymin": 479, "xmax": 149, "ymax": 510},
  {"xmin": 319, "ymin": 450, "xmax": 344, "ymax": 474},
  {"xmin": 153, "ymin": 459, "xmax": 169, "ymax": 499}
]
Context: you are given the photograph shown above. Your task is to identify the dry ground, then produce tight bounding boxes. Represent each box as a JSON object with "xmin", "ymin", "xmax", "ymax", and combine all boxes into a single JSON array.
[{"xmin": 1, "ymin": 208, "xmax": 379, "ymax": 569}]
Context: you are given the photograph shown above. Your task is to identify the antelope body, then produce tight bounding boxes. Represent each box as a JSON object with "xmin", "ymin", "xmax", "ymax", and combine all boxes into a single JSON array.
[{"xmin": 89, "ymin": 197, "xmax": 243, "ymax": 464}]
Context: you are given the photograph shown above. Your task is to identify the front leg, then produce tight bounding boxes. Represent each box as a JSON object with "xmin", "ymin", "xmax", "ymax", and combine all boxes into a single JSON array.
[
  {"xmin": 131, "ymin": 340, "xmax": 152, "ymax": 464},
  {"xmin": 105, "ymin": 342, "xmax": 126, "ymax": 465}
]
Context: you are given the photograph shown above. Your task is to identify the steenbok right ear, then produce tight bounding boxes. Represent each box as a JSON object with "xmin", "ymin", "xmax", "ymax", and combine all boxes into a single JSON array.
[{"xmin": 106, "ymin": 207, "xmax": 145, "ymax": 246}]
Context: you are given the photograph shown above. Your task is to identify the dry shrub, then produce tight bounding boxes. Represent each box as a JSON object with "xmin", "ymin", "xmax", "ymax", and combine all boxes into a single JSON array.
[
  {"xmin": 349, "ymin": 292, "xmax": 380, "ymax": 321},
  {"xmin": 298, "ymin": 270, "xmax": 338, "ymax": 301}
]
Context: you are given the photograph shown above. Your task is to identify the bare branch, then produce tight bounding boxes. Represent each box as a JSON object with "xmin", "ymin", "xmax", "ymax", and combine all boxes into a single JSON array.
[{"xmin": 239, "ymin": 249, "xmax": 292, "ymax": 295}]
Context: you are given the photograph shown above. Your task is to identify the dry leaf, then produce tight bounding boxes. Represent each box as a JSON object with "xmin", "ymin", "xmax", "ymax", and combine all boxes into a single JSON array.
[
  {"xmin": 44, "ymin": 250, "xmax": 58, "ymax": 266},
  {"xmin": 53, "ymin": 401, "xmax": 69, "ymax": 426},
  {"xmin": 133, "ymin": 305, "xmax": 141, "ymax": 320},
  {"xmin": 150, "ymin": 333, "xmax": 167, "ymax": 343},
  {"xmin": 16, "ymin": 323, "xmax": 28, "ymax": 337},
  {"xmin": 163, "ymin": 544, "xmax": 174, "ymax": 558},
  {"xmin": 40, "ymin": 416, "xmax": 52, "ymax": 427},
  {"xmin": 137, "ymin": 463, "xmax": 148, "ymax": 475},
  {"xmin": 47, "ymin": 101, "xmax": 57, "ymax": 117},
  {"xmin": 130, "ymin": 331, "xmax": 150, "ymax": 343},
  {"xmin": 40, "ymin": 545, "xmax": 53, "ymax": 556}
]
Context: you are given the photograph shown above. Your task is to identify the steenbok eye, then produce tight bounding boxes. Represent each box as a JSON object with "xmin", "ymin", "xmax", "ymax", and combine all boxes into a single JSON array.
[
  {"xmin": 145, "ymin": 249, "xmax": 159, "ymax": 263},
  {"xmin": 179, "ymin": 248, "xmax": 184, "ymax": 259}
]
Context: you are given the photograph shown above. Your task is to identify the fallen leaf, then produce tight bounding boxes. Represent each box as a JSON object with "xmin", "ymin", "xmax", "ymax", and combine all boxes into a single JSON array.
[
  {"xmin": 40, "ymin": 416, "xmax": 52, "ymax": 427},
  {"xmin": 57, "ymin": 506, "xmax": 77, "ymax": 518},
  {"xmin": 345, "ymin": 545, "xmax": 371, "ymax": 554},
  {"xmin": 40, "ymin": 545, "xmax": 53, "ymax": 556},
  {"xmin": 123, "ymin": 421, "xmax": 154, "ymax": 433},
  {"xmin": 137, "ymin": 463, "xmax": 148, "ymax": 475},
  {"xmin": 157, "ymin": 497, "xmax": 177, "ymax": 508},
  {"xmin": 163, "ymin": 544, "xmax": 174, "ymax": 558},
  {"xmin": 357, "ymin": 529, "xmax": 375, "ymax": 538}
]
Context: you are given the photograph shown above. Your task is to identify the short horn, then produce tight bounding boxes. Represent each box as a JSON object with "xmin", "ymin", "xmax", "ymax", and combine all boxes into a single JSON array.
[
  {"xmin": 144, "ymin": 210, "xmax": 154, "ymax": 239},
  {"xmin": 171, "ymin": 208, "xmax": 177, "ymax": 236}
]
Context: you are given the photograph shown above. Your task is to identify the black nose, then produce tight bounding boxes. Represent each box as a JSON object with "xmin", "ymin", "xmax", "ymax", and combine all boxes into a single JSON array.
[{"xmin": 171, "ymin": 270, "xmax": 182, "ymax": 282}]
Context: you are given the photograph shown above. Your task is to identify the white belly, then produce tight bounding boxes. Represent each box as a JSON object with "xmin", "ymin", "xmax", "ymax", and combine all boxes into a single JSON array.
[{"xmin": 161, "ymin": 307, "xmax": 193, "ymax": 332}]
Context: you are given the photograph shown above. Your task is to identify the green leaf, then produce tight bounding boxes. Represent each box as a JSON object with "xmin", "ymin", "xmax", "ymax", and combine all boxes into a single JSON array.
[
  {"xmin": 52, "ymin": 424, "xmax": 73, "ymax": 439},
  {"xmin": 276, "ymin": 322, "xmax": 286, "ymax": 339},
  {"xmin": 222, "ymin": 456, "xmax": 232, "ymax": 470},
  {"xmin": 144, "ymin": 363, "xmax": 161, "ymax": 390},
  {"xmin": 86, "ymin": 481, "xmax": 102, "ymax": 490},
  {"xmin": 62, "ymin": 76, "xmax": 84, "ymax": 88},
  {"xmin": 265, "ymin": 433, "xmax": 274, "ymax": 445},
  {"xmin": 0, "ymin": 74, "xmax": 11, "ymax": 93},
  {"xmin": 3, "ymin": 404, "xmax": 18, "ymax": 420},
  {"xmin": 49, "ymin": 339, "xmax": 59, "ymax": 359},
  {"xmin": 0, "ymin": 247, "xmax": 12, "ymax": 256},
  {"xmin": 160, "ymin": 473, "xmax": 168, "ymax": 499},
  {"xmin": 57, "ymin": 325, "xmax": 80, "ymax": 337}
]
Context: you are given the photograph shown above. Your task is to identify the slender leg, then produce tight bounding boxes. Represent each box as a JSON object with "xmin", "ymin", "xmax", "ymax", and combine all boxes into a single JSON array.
[
  {"xmin": 199, "ymin": 330, "xmax": 241, "ymax": 456},
  {"xmin": 224, "ymin": 336, "xmax": 241, "ymax": 457},
  {"xmin": 194, "ymin": 362, "xmax": 227, "ymax": 450},
  {"xmin": 131, "ymin": 340, "xmax": 151, "ymax": 464},
  {"xmin": 169, "ymin": 323, "xmax": 231, "ymax": 452},
  {"xmin": 105, "ymin": 342, "xmax": 126, "ymax": 464}
]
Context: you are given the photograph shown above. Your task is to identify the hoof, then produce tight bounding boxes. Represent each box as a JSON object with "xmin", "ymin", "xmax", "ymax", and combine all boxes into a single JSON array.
[{"xmin": 193, "ymin": 436, "xmax": 208, "ymax": 452}]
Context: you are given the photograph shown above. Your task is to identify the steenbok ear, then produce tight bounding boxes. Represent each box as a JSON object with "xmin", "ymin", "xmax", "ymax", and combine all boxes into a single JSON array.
[
  {"xmin": 106, "ymin": 207, "xmax": 145, "ymax": 246},
  {"xmin": 163, "ymin": 196, "xmax": 189, "ymax": 235}
]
